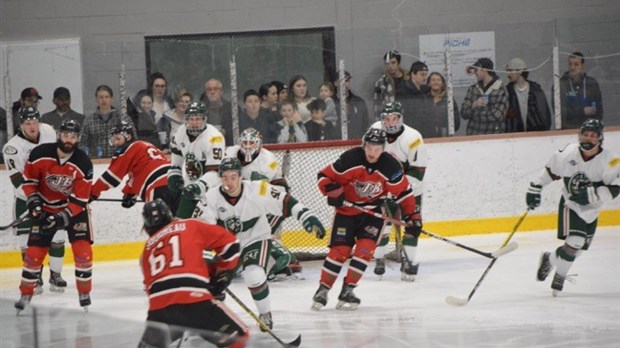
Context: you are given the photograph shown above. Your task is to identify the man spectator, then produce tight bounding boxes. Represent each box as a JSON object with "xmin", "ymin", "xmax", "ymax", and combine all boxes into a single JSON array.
[
  {"xmin": 504, "ymin": 58, "xmax": 551, "ymax": 132},
  {"xmin": 41, "ymin": 87, "xmax": 85, "ymax": 131},
  {"xmin": 11, "ymin": 87, "xmax": 42, "ymax": 133},
  {"xmin": 402, "ymin": 61, "xmax": 434, "ymax": 137},
  {"xmin": 557, "ymin": 52, "xmax": 603, "ymax": 129},
  {"xmin": 460, "ymin": 58, "xmax": 509, "ymax": 135},
  {"xmin": 199, "ymin": 78, "xmax": 237, "ymax": 145},
  {"xmin": 334, "ymin": 71, "xmax": 370, "ymax": 139},
  {"xmin": 373, "ymin": 50, "xmax": 410, "ymax": 118}
]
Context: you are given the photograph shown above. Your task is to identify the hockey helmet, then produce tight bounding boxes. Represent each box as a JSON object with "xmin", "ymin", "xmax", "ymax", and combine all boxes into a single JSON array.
[
  {"xmin": 239, "ymin": 128, "xmax": 262, "ymax": 163},
  {"xmin": 185, "ymin": 101, "xmax": 208, "ymax": 137},
  {"xmin": 142, "ymin": 198, "xmax": 173, "ymax": 235},
  {"xmin": 109, "ymin": 121, "xmax": 134, "ymax": 146},
  {"xmin": 218, "ymin": 157, "xmax": 243, "ymax": 176},
  {"xmin": 363, "ymin": 127, "xmax": 387, "ymax": 147},
  {"xmin": 579, "ymin": 118, "xmax": 604, "ymax": 151},
  {"xmin": 59, "ymin": 119, "xmax": 81, "ymax": 135},
  {"xmin": 18, "ymin": 106, "xmax": 41, "ymax": 123},
  {"xmin": 380, "ymin": 101, "xmax": 404, "ymax": 134}
]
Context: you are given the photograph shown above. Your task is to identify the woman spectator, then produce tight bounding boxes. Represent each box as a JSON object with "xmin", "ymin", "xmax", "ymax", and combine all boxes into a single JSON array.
[
  {"xmin": 428, "ymin": 72, "xmax": 460, "ymax": 137},
  {"xmin": 259, "ymin": 83, "xmax": 279, "ymax": 112},
  {"xmin": 130, "ymin": 72, "xmax": 174, "ymax": 126},
  {"xmin": 132, "ymin": 93, "xmax": 162, "ymax": 148},
  {"xmin": 288, "ymin": 75, "xmax": 315, "ymax": 123},
  {"xmin": 271, "ymin": 80, "xmax": 288, "ymax": 107},
  {"xmin": 162, "ymin": 89, "xmax": 191, "ymax": 143},
  {"xmin": 318, "ymin": 82, "xmax": 338, "ymax": 126},
  {"xmin": 277, "ymin": 100, "xmax": 307, "ymax": 143}
]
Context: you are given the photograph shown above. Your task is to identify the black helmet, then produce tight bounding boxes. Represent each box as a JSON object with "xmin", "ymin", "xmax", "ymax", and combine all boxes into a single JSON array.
[
  {"xmin": 218, "ymin": 157, "xmax": 243, "ymax": 176},
  {"xmin": 110, "ymin": 121, "xmax": 134, "ymax": 137},
  {"xmin": 580, "ymin": 119, "xmax": 604, "ymax": 139},
  {"xmin": 142, "ymin": 199, "xmax": 173, "ymax": 235},
  {"xmin": 18, "ymin": 106, "xmax": 41, "ymax": 123},
  {"xmin": 59, "ymin": 119, "xmax": 81, "ymax": 135},
  {"xmin": 363, "ymin": 128, "xmax": 387, "ymax": 147}
]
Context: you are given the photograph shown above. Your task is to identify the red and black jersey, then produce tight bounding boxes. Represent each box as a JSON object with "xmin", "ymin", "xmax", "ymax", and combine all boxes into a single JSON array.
[
  {"xmin": 91, "ymin": 140, "xmax": 170, "ymax": 201},
  {"xmin": 318, "ymin": 147, "xmax": 416, "ymax": 216},
  {"xmin": 141, "ymin": 219, "xmax": 240, "ymax": 311},
  {"xmin": 22, "ymin": 143, "xmax": 93, "ymax": 216}
]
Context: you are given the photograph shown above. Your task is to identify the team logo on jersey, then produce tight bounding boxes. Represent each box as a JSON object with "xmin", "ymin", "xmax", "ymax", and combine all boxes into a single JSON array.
[
  {"xmin": 3, "ymin": 145, "xmax": 17, "ymax": 155},
  {"xmin": 46, "ymin": 175, "xmax": 75, "ymax": 195},
  {"xmin": 336, "ymin": 227, "xmax": 346, "ymax": 236},
  {"xmin": 566, "ymin": 172, "xmax": 591, "ymax": 195},
  {"xmin": 364, "ymin": 226, "xmax": 379, "ymax": 236},
  {"xmin": 353, "ymin": 181, "xmax": 383, "ymax": 199},
  {"xmin": 243, "ymin": 249, "xmax": 259, "ymax": 264},
  {"xmin": 224, "ymin": 216, "xmax": 242, "ymax": 234},
  {"xmin": 569, "ymin": 160, "xmax": 577, "ymax": 166},
  {"xmin": 185, "ymin": 153, "xmax": 204, "ymax": 181},
  {"xmin": 72, "ymin": 222, "xmax": 88, "ymax": 232}
]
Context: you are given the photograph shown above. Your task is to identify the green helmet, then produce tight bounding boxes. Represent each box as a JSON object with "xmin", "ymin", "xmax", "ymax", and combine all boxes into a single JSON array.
[
  {"xmin": 219, "ymin": 157, "xmax": 243, "ymax": 176},
  {"xmin": 380, "ymin": 101, "xmax": 404, "ymax": 134},
  {"xmin": 185, "ymin": 102, "xmax": 208, "ymax": 136},
  {"xmin": 18, "ymin": 106, "xmax": 41, "ymax": 123},
  {"xmin": 579, "ymin": 118, "xmax": 604, "ymax": 150}
]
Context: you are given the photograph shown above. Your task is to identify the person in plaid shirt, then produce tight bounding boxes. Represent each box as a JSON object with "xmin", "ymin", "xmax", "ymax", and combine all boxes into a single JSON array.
[
  {"xmin": 80, "ymin": 85, "xmax": 134, "ymax": 158},
  {"xmin": 460, "ymin": 58, "xmax": 509, "ymax": 135}
]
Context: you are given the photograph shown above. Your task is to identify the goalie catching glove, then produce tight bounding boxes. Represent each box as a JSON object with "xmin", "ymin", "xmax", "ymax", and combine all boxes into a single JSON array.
[
  {"xmin": 569, "ymin": 184, "xmax": 599, "ymax": 205},
  {"xmin": 298, "ymin": 208, "xmax": 326, "ymax": 239},
  {"xmin": 324, "ymin": 181, "xmax": 344, "ymax": 208}
]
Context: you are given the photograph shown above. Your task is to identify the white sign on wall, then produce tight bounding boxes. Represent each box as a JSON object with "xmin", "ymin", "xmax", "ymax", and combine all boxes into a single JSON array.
[{"xmin": 419, "ymin": 31, "xmax": 495, "ymax": 87}]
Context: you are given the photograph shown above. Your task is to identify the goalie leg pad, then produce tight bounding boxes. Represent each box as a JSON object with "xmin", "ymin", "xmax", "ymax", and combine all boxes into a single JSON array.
[{"xmin": 320, "ymin": 245, "xmax": 351, "ymax": 288}]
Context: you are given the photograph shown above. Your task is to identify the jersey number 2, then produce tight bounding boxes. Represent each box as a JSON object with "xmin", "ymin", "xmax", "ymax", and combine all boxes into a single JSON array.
[{"xmin": 149, "ymin": 235, "xmax": 184, "ymax": 276}]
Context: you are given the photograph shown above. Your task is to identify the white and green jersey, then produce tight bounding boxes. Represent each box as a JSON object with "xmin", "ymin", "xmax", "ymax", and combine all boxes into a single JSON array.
[
  {"xmin": 536, "ymin": 143, "xmax": 620, "ymax": 223},
  {"xmin": 170, "ymin": 124, "xmax": 225, "ymax": 188},
  {"xmin": 371, "ymin": 121, "xmax": 427, "ymax": 196},
  {"xmin": 197, "ymin": 180, "xmax": 307, "ymax": 249},
  {"xmin": 224, "ymin": 146, "xmax": 284, "ymax": 183},
  {"xmin": 3, "ymin": 123, "xmax": 56, "ymax": 200}
]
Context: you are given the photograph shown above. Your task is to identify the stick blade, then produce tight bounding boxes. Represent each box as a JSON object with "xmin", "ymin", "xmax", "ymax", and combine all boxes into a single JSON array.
[
  {"xmin": 491, "ymin": 241, "xmax": 519, "ymax": 258},
  {"xmin": 286, "ymin": 334, "xmax": 302, "ymax": 347},
  {"xmin": 445, "ymin": 296, "xmax": 469, "ymax": 306}
]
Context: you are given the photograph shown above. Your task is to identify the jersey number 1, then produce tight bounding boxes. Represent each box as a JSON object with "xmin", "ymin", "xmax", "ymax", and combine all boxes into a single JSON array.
[{"xmin": 149, "ymin": 235, "xmax": 184, "ymax": 276}]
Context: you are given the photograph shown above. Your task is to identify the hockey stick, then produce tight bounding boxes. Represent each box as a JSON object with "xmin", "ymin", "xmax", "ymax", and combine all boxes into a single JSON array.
[
  {"xmin": 224, "ymin": 289, "xmax": 301, "ymax": 347},
  {"xmin": 343, "ymin": 201, "xmax": 518, "ymax": 259},
  {"xmin": 384, "ymin": 203, "xmax": 409, "ymax": 264},
  {"xmin": 0, "ymin": 211, "xmax": 30, "ymax": 231},
  {"xmin": 93, "ymin": 198, "xmax": 145, "ymax": 203},
  {"xmin": 445, "ymin": 208, "xmax": 531, "ymax": 306}
]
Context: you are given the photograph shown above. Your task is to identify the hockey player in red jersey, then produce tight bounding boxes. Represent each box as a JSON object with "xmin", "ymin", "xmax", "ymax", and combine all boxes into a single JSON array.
[
  {"xmin": 15, "ymin": 119, "xmax": 95, "ymax": 312},
  {"xmin": 138, "ymin": 199, "xmax": 248, "ymax": 348},
  {"xmin": 311, "ymin": 128, "xmax": 422, "ymax": 311},
  {"xmin": 90, "ymin": 121, "xmax": 179, "ymax": 212}
]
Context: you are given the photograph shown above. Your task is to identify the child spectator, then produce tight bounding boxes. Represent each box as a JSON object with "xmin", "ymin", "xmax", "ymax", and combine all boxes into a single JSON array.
[
  {"xmin": 318, "ymin": 82, "xmax": 338, "ymax": 126},
  {"xmin": 277, "ymin": 100, "xmax": 307, "ymax": 143},
  {"xmin": 305, "ymin": 99, "xmax": 337, "ymax": 141}
]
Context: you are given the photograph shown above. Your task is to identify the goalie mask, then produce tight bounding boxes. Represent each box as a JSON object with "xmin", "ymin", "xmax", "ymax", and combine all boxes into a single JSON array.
[
  {"xmin": 578, "ymin": 119, "xmax": 604, "ymax": 151},
  {"xmin": 380, "ymin": 101, "xmax": 404, "ymax": 134},
  {"xmin": 239, "ymin": 128, "xmax": 262, "ymax": 163},
  {"xmin": 109, "ymin": 121, "xmax": 134, "ymax": 147},
  {"xmin": 185, "ymin": 101, "xmax": 208, "ymax": 137}
]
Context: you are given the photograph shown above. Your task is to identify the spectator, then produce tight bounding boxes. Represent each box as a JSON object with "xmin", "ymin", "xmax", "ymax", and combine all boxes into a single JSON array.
[
  {"xmin": 271, "ymin": 80, "xmax": 288, "ymax": 107},
  {"xmin": 0, "ymin": 107, "xmax": 6, "ymax": 163},
  {"xmin": 259, "ymin": 83, "xmax": 279, "ymax": 112},
  {"xmin": 504, "ymin": 58, "xmax": 551, "ymax": 132},
  {"xmin": 460, "ymin": 58, "xmax": 508, "ymax": 135},
  {"xmin": 557, "ymin": 51, "xmax": 603, "ymax": 129},
  {"xmin": 277, "ymin": 101, "xmax": 307, "ymax": 143},
  {"xmin": 239, "ymin": 89, "xmax": 279, "ymax": 144},
  {"xmin": 288, "ymin": 75, "xmax": 315, "ymax": 123},
  {"xmin": 129, "ymin": 73, "xmax": 175, "ymax": 126},
  {"xmin": 305, "ymin": 99, "xmax": 337, "ymax": 141},
  {"xmin": 427, "ymin": 72, "xmax": 460, "ymax": 137},
  {"xmin": 162, "ymin": 89, "xmax": 191, "ymax": 143},
  {"xmin": 373, "ymin": 50, "xmax": 410, "ymax": 117},
  {"xmin": 80, "ymin": 85, "xmax": 134, "ymax": 158},
  {"xmin": 334, "ymin": 70, "xmax": 371, "ymax": 139},
  {"xmin": 41, "ymin": 87, "xmax": 85, "ymax": 132},
  {"xmin": 318, "ymin": 82, "xmax": 338, "ymax": 125},
  {"xmin": 199, "ymin": 78, "xmax": 237, "ymax": 145},
  {"xmin": 132, "ymin": 93, "xmax": 162, "ymax": 148},
  {"xmin": 402, "ymin": 61, "xmax": 434, "ymax": 137},
  {"xmin": 11, "ymin": 87, "xmax": 42, "ymax": 133}
]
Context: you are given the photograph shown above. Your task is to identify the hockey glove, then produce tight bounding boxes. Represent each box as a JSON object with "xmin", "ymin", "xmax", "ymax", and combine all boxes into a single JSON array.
[
  {"xmin": 121, "ymin": 194, "xmax": 138, "ymax": 208},
  {"xmin": 181, "ymin": 180, "xmax": 208, "ymax": 200},
  {"xmin": 250, "ymin": 171, "xmax": 269, "ymax": 181},
  {"xmin": 27, "ymin": 195, "xmax": 45, "ymax": 221},
  {"xmin": 167, "ymin": 171, "xmax": 184, "ymax": 193},
  {"xmin": 324, "ymin": 181, "xmax": 344, "ymax": 208},
  {"xmin": 569, "ymin": 184, "xmax": 599, "ymax": 205},
  {"xmin": 88, "ymin": 195, "xmax": 98, "ymax": 203},
  {"xmin": 403, "ymin": 214, "xmax": 422, "ymax": 239},
  {"xmin": 207, "ymin": 271, "xmax": 233, "ymax": 296},
  {"xmin": 42, "ymin": 211, "xmax": 70, "ymax": 235},
  {"xmin": 300, "ymin": 211, "xmax": 326, "ymax": 239},
  {"xmin": 526, "ymin": 183, "xmax": 542, "ymax": 209}
]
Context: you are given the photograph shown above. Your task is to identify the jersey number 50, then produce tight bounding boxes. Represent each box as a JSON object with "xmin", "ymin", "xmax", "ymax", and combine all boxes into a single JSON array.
[{"xmin": 149, "ymin": 235, "xmax": 184, "ymax": 276}]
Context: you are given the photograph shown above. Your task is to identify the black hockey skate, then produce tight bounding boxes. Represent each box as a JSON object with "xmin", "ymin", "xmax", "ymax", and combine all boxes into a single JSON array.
[
  {"xmin": 15, "ymin": 294, "xmax": 32, "ymax": 314},
  {"xmin": 374, "ymin": 258, "xmax": 385, "ymax": 276},
  {"xmin": 258, "ymin": 312, "xmax": 273, "ymax": 332},
  {"xmin": 400, "ymin": 261, "xmax": 419, "ymax": 282},
  {"xmin": 34, "ymin": 271, "xmax": 44, "ymax": 295},
  {"xmin": 537, "ymin": 252, "xmax": 553, "ymax": 281},
  {"xmin": 79, "ymin": 293, "xmax": 91, "ymax": 311},
  {"xmin": 336, "ymin": 284, "xmax": 360, "ymax": 310},
  {"xmin": 49, "ymin": 271, "xmax": 67, "ymax": 293},
  {"xmin": 551, "ymin": 273, "xmax": 565, "ymax": 297},
  {"xmin": 311, "ymin": 283, "xmax": 330, "ymax": 311}
]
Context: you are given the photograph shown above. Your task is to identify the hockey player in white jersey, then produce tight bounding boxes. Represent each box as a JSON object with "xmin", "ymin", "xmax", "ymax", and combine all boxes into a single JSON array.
[
  {"xmin": 370, "ymin": 101, "xmax": 428, "ymax": 281},
  {"xmin": 168, "ymin": 101, "xmax": 225, "ymax": 218},
  {"xmin": 2, "ymin": 106, "xmax": 67, "ymax": 293},
  {"xmin": 224, "ymin": 128, "xmax": 300, "ymax": 278},
  {"xmin": 530, "ymin": 119, "xmax": 620, "ymax": 296},
  {"xmin": 196, "ymin": 157, "xmax": 325, "ymax": 331}
]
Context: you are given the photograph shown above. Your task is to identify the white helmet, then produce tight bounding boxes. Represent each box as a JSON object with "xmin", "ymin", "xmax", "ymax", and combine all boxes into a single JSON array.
[{"xmin": 239, "ymin": 128, "xmax": 262, "ymax": 163}]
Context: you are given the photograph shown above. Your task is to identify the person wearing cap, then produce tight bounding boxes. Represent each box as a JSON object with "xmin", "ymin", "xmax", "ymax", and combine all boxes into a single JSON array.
[
  {"xmin": 556, "ymin": 51, "xmax": 603, "ymax": 129},
  {"xmin": 504, "ymin": 58, "xmax": 551, "ymax": 132},
  {"xmin": 373, "ymin": 50, "xmax": 410, "ymax": 118},
  {"xmin": 41, "ymin": 87, "xmax": 85, "ymax": 132},
  {"xmin": 11, "ymin": 87, "xmax": 42, "ymax": 133},
  {"xmin": 333, "ymin": 70, "xmax": 371, "ymax": 139},
  {"xmin": 460, "ymin": 58, "xmax": 509, "ymax": 135},
  {"xmin": 402, "ymin": 61, "xmax": 434, "ymax": 138}
]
